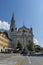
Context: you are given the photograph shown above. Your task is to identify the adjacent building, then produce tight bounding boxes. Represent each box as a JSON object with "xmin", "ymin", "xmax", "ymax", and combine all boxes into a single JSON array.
[{"xmin": 0, "ymin": 31, "xmax": 10, "ymax": 50}]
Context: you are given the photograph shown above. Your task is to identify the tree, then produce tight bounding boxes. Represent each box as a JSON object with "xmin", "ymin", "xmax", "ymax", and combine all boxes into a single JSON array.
[
  {"xmin": 17, "ymin": 41, "xmax": 22, "ymax": 50},
  {"xmin": 27, "ymin": 40, "xmax": 34, "ymax": 51},
  {"xmin": 34, "ymin": 45, "xmax": 41, "ymax": 52}
]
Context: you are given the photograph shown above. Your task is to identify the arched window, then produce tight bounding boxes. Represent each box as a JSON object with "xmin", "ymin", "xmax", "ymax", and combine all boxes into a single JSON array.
[{"xmin": 11, "ymin": 28, "xmax": 14, "ymax": 32}]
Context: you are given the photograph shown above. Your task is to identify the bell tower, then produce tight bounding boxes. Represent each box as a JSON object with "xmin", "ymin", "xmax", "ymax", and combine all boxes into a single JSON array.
[{"xmin": 10, "ymin": 14, "xmax": 17, "ymax": 49}]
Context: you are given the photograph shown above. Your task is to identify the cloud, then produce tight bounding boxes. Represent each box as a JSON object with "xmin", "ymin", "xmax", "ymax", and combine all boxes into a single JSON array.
[
  {"xmin": 0, "ymin": 20, "xmax": 10, "ymax": 30},
  {"xmin": 33, "ymin": 38, "xmax": 39, "ymax": 45}
]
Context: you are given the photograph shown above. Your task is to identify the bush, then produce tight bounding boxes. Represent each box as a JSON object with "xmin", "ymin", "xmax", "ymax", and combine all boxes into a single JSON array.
[{"xmin": 27, "ymin": 40, "xmax": 34, "ymax": 51}]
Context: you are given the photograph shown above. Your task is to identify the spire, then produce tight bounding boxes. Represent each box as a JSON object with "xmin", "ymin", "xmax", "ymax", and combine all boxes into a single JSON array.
[
  {"xmin": 11, "ymin": 13, "xmax": 15, "ymax": 26},
  {"xmin": 10, "ymin": 13, "xmax": 16, "ymax": 31},
  {"xmin": 23, "ymin": 21, "xmax": 25, "ymax": 28},
  {"xmin": 23, "ymin": 21, "xmax": 24, "ymax": 26}
]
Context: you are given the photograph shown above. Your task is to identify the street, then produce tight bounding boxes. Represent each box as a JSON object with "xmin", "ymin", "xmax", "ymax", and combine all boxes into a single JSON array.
[
  {"xmin": 21, "ymin": 56, "xmax": 43, "ymax": 65},
  {"xmin": 0, "ymin": 54, "xmax": 43, "ymax": 65}
]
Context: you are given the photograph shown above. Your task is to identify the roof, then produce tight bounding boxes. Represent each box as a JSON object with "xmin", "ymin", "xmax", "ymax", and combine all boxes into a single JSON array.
[
  {"xmin": 18, "ymin": 25, "xmax": 31, "ymax": 31},
  {"xmin": 0, "ymin": 31, "xmax": 11, "ymax": 40}
]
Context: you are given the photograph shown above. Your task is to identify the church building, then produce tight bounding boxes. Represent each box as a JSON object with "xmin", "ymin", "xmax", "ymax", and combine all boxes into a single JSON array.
[{"xmin": 9, "ymin": 15, "xmax": 33, "ymax": 49}]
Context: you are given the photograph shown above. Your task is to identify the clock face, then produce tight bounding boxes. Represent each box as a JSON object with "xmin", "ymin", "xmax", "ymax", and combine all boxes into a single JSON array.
[{"xmin": 11, "ymin": 28, "xmax": 14, "ymax": 32}]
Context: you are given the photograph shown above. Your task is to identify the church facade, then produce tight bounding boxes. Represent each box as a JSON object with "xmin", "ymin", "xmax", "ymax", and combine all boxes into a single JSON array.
[{"xmin": 9, "ymin": 15, "xmax": 33, "ymax": 49}]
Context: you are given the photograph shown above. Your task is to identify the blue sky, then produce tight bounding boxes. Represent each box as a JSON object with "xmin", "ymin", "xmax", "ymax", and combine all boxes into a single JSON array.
[{"xmin": 0, "ymin": 0, "xmax": 43, "ymax": 47}]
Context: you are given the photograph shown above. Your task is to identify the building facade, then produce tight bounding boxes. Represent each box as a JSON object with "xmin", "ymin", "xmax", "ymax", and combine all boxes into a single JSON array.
[
  {"xmin": 9, "ymin": 15, "xmax": 33, "ymax": 49},
  {"xmin": 0, "ymin": 31, "xmax": 10, "ymax": 50}
]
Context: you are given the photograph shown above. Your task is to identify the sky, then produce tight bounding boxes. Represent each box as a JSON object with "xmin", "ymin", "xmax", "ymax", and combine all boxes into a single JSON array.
[{"xmin": 0, "ymin": 0, "xmax": 43, "ymax": 47}]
